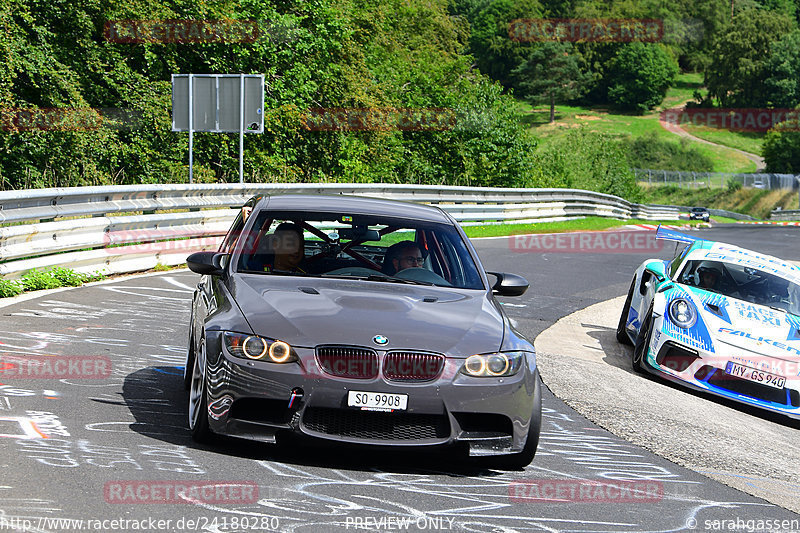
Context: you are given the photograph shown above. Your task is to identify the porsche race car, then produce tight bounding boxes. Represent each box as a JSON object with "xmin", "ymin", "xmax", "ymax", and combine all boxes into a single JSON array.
[{"xmin": 617, "ymin": 226, "xmax": 800, "ymax": 419}]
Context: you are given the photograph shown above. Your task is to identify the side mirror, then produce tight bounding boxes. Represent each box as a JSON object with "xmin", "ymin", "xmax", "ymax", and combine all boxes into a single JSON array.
[
  {"xmin": 488, "ymin": 272, "xmax": 529, "ymax": 297},
  {"xmin": 644, "ymin": 260, "xmax": 667, "ymax": 283},
  {"xmin": 187, "ymin": 252, "xmax": 227, "ymax": 276}
]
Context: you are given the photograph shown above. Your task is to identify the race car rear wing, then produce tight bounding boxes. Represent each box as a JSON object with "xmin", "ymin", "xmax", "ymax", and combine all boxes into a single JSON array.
[{"xmin": 655, "ymin": 225, "xmax": 698, "ymax": 244}]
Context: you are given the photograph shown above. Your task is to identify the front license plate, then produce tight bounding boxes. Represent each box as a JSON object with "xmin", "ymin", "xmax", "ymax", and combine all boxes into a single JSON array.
[
  {"xmin": 724, "ymin": 362, "xmax": 786, "ymax": 390},
  {"xmin": 347, "ymin": 391, "xmax": 408, "ymax": 412}
]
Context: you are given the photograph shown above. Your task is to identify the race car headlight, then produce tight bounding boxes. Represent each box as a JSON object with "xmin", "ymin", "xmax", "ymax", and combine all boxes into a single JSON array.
[
  {"xmin": 668, "ymin": 298, "xmax": 696, "ymax": 328},
  {"xmin": 223, "ymin": 332, "xmax": 297, "ymax": 363},
  {"xmin": 461, "ymin": 352, "xmax": 525, "ymax": 377}
]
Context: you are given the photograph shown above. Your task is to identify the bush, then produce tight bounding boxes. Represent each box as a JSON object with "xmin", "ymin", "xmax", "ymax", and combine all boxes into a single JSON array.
[
  {"xmin": 606, "ymin": 43, "xmax": 679, "ymax": 113},
  {"xmin": 83, "ymin": 271, "xmax": 107, "ymax": 282},
  {"xmin": 763, "ymin": 121, "xmax": 800, "ymax": 173},
  {"xmin": 50, "ymin": 267, "xmax": 88, "ymax": 287},
  {"xmin": 529, "ymin": 128, "xmax": 642, "ymax": 201},
  {"xmin": 21, "ymin": 269, "xmax": 62, "ymax": 291},
  {"xmin": 625, "ymin": 132, "xmax": 714, "ymax": 171},
  {"xmin": 0, "ymin": 279, "xmax": 23, "ymax": 298},
  {"xmin": 727, "ymin": 180, "xmax": 743, "ymax": 192}
]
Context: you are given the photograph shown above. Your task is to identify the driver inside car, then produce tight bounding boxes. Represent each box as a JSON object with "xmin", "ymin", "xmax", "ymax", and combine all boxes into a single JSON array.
[
  {"xmin": 382, "ymin": 240, "xmax": 426, "ymax": 276},
  {"xmin": 695, "ymin": 262, "xmax": 722, "ymax": 291},
  {"xmin": 261, "ymin": 222, "xmax": 307, "ymax": 273}
]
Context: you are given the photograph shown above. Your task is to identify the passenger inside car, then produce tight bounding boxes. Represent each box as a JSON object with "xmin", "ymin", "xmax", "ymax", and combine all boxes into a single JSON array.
[{"xmin": 381, "ymin": 240, "xmax": 426, "ymax": 275}]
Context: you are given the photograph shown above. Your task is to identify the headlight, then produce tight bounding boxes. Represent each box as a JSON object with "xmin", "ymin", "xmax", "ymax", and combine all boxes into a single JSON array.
[
  {"xmin": 223, "ymin": 332, "xmax": 297, "ymax": 363},
  {"xmin": 668, "ymin": 298, "xmax": 696, "ymax": 328},
  {"xmin": 461, "ymin": 352, "xmax": 526, "ymax": 377}
]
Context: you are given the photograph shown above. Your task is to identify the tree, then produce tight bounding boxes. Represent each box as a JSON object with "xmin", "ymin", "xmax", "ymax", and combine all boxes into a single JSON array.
[
  {"xmin": 512, "ymin": 42, "xmax": 591, "ymax": 122},
  {"xmin": 449, "ymin": 0, "xmax": 543, "ymax": 87},
  {"xmin": 763, "ymin": 30, "xmax": 800, "ymax": 107},
  {"xmin": 606, "ymin": 43, "xmax": 678, "ymax": 113},
  {"xmin": 0, "ymin": 0, "xmax": 540, "ymax": 188},
  {"xmin": 705, "ymin": 9, "xmax": 794, "ymax": 107},
  {"xmin": 763, "ymin": 120, "xmax": 800, "ymax": 173}
]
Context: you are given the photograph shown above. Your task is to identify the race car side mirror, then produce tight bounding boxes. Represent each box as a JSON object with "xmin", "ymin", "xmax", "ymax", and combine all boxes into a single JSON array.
[
  {"xmin": 187, "ymin": 252, "xmax": 228, "ymax": 277},
  {"xmin": 488, "ymin": 272, "xmax": 529, "ymax": 297},
  {"xmin": 644, "ymin": 261, "xmax": 667, "ymax": 283}
]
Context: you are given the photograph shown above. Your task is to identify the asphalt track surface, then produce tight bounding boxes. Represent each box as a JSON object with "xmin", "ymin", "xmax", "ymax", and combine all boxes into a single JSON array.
[{"xmin": 0, "ymin": 224, "xmax": 798, "ymax": 532}]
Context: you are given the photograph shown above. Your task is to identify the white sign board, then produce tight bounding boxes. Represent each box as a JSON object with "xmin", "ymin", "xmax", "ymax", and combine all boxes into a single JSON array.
[
  {"xmin": 172, "ymin": 74, "xmax": 263, "ymax": 133},
  {"xmin": 171, "ymin": 74, "xmax": 264, "ymax": 183}
]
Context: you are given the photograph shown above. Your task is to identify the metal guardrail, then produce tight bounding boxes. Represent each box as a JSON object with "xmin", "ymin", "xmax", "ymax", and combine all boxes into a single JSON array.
[
  {"xmin": 770, "ymin": 209, "xmax": 800, "ymax": 221},
  {"xmin": 665, "ymin": 205, "xmax": 756, "ymax": 221},
  {"xmin": 634, "ymin": 168, "xmax": 799, "ymax": 190},
  {"xmin": 0, "ymin": 184, "xmax": 680, "ymax": 279}
]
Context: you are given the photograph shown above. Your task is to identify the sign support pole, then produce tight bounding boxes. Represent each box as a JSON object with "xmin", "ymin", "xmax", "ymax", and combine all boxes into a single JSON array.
[
  {"xmin": 239, "ymin": 73, "xmax": 245, "ymax": 184},
  {"xmin": 188, "ymin": 74, "xmax": 194, "ymax": 184}
]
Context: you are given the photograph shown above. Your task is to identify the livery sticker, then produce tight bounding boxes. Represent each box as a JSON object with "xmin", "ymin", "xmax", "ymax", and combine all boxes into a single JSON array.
[
  {"xmin": 718, "ymin": 328, "xmax": 800, "ymax": 358},
  {"xmin": 732, "ymin": 301, "xmax": 782, "ymax": 327}
]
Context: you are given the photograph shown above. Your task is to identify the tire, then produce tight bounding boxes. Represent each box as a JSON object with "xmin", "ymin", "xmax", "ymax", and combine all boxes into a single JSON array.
[
  {"xmin": 188, "ymin": 337, "xmax": 213, "ymax": 443},
  {"xmin": 632, "ymin": 302, "xmax": 654, "ymax": 373},
  {"xmin": 616, "ymin": 276, "xmax": 636, "ymax": 345},
  {"xmin": 483, "ymin": 375, "xmax": 542, "ymax": 470},
  {"xmin": 183, "ymin": 324, "xmax": 194, "ymax": 391}
]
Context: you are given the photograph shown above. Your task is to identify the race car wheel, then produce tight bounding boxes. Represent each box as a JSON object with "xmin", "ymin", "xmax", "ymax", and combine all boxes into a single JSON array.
[
  {"xmin": 188, "ymin": 336, "xmax": 213, "ymax": 443},
  {"xmin": 616, "ymin": 276, "xmax": 636, "ymax": 345},
  {"xmin": 183, "ymin": 323, "xmax": 195, "ymax": 391},
  {"xmin": 632, "ymin": 302, "xmax": 654, "ymax": 373}
]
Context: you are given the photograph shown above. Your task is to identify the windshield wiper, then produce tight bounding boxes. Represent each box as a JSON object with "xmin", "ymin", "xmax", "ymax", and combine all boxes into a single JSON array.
[
  {"xmin": 365, "ymin": 274, "xmax": 434, "ymax": 286},
  {"xmin": 318, "ymin": 273, "xmax": 434, "ymax": 286}
]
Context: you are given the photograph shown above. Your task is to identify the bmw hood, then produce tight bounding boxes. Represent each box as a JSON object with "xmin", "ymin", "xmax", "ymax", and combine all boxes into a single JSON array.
[
  {"xmin": 680, "ymin": 287, "xmax": 800, "ymax": 362},
  {"xmin": 229, "ymin": 274, "xmax": 506, "ymax": 356}
]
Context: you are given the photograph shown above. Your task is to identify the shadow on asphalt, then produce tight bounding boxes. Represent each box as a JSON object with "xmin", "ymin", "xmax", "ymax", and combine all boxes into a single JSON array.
[
  {"xmin": 583, "ymin": 323, "xmax": 800, "ymax": 430},
  {"xmin": 116, "ymin": 366, "xmax": 514, "ymax": 478}
]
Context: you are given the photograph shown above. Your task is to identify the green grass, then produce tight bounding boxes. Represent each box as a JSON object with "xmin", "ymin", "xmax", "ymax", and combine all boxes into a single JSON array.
[
  {"xmin": 661, "ymin": 72, "xmax": 704, "ymax": 109},
  {"xmin": 462, "ymin": 217, "xmax": 681, "ymax": 238},
  {"xmin": 0, "ymin": 267, "xmax": 108, "ymax": 298},
  {"xmin": 679, "ymin": 125, "xmax": 764, "ymax": 157},
  {"xmin": 519, "ymin": 72, "xmax": 757, "ymax": 174}
]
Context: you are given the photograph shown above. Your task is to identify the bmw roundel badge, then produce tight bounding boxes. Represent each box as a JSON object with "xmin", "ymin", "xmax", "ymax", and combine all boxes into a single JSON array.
[{"xmin": 373, "ymin": 335, "xmax": 389, "ymax": 346}]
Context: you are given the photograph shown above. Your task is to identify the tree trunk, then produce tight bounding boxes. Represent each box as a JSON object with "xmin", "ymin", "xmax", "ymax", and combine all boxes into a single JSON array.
[{"xmin": 549, "ymin": 92, "xmax": 555, "ymax": 123}]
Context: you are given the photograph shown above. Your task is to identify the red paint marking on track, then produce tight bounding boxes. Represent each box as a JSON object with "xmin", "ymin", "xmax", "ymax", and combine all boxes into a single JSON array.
[{"xmin": 30, "ymin": 422, "xmax": 49, "ymax": 439}]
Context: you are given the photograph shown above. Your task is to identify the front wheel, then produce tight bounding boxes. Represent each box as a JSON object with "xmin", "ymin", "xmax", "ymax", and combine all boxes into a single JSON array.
[
  {"xmin": 188, "ymin": 337, "xmax": 213, "ymax": 443},
  {"xmin": 183, "ymin": 324, "xmax": 194, "ymax": 391},
  {"xmin": 632, "ymin": 302, "xmax": 654, "ymax": 373},
  {"xmin": 616, "ymin": 277, "xmax": 636, "ymax": 345}
]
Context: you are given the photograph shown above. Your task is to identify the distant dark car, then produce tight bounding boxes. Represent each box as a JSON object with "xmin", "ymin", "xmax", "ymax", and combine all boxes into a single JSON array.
[
  {"xmin": 689, "ymin": 207, "xmax": 710, "ymax": 222},
  {"xmin": 184, "ymin": 194, "xmax": 541, "ymax": 468}
]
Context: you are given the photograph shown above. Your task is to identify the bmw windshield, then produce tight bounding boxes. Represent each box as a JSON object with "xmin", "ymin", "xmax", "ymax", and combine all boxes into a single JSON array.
[{"xmin": 228, "ymin": 209, "xmax": 485, "ymax": 290}]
